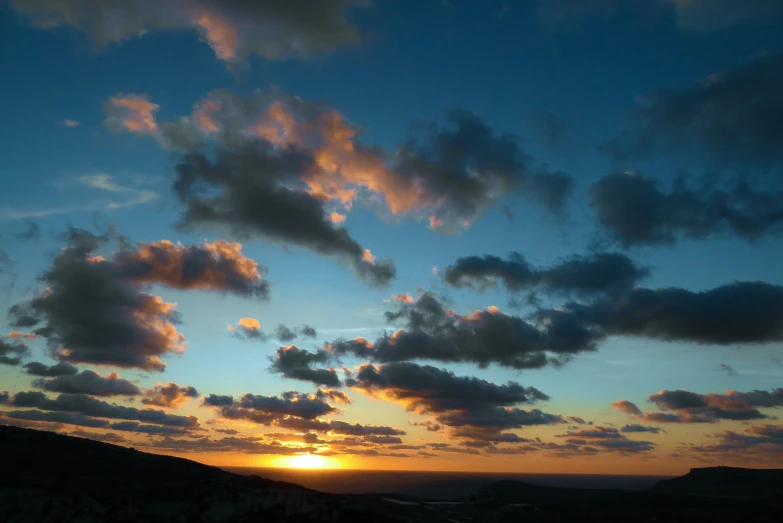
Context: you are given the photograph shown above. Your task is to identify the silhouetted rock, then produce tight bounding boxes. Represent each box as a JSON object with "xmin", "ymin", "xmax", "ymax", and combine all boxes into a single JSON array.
[{"xmin": 651, "ymin": 466, "xmax": 783, "ymax": 500}]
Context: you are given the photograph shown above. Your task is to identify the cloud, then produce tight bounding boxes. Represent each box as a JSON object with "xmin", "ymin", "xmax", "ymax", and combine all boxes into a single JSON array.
[
  {"xmin": 0, "ymin": 175, "xmax": 157, "ymax": 221},
  {"xmin": 670, "ymin": 0, "xmax": 783, "ymax": 31},
  {"xmin": 443, "ymin": 252, "xmax": 648, "ymax": 295},
  {"xmin": 117, "ymin": 90, "xmax": 572, "ymax": 283},
  {"xmin": 563, "ymin": 281, "xmax": 783, "ymax": 345},
  {"xmin": 228, "ymin": 317, "xmax": 266, "ymax": 340},
  {"xmin": 590, "ymin": 172, "xmax": 783, "ymax": 246},
  {"xmin": 35, "ymin": 370, "xmax": 141, "ymax": 397},
  {"xmin": 0, "ymin": 392, "xmax": 9, "ymax": 404},
  {"xmin": 555, "ymin": 425, "xmax": 656, "ymax": 454},
  {"xmin": 0, "ymin": 338, "xmax": 30, "ymax": 366},
  {"xmin": 3, "ymin": 409, "xmax": 111, "ymax": 428},
  {"xmin": 316, "ymin": 388, "xmax": 351, "ymax": 404},
  {"xmin": 69, "ymin": 430, "xmax": 128, "ymax": 443},
  {"xmin": 603, "ymin": 51, "xmax": 783, "ymax": 173},
  {"xmin": 346, "ymin": 361, "xmax": 562, "ymax": 441},
  {"xmin": 276, "ymin": 417, "xmax": 405, "ymax": 437},
  {"xmin": 8, "ymin": 229, "xmax": 185, "ymax": 371},
  {"xmin": 23, "ymin": 361, "xmax": 78, "ymax": 377},
  {"xmin": 108, "ymin": 421, "xmax": 189, "ymax": 435},
  {"xmin": 11, "ymin": 391, "xmax": 199, "ymax": 427},
  {"xmin": 538, "ymin": 0, "xmax": 783, "ymax": 31},
  {"xmin": 114, "ymin": 239, "xmax": 269, "ymax": 299},
  {"xmin": 620, "ymin": 424, "xmax": 662, "ymax": 434},
  {"xmin": 140, "ymin": 435, "xmax": 316, "ymax": 455},
  {"xmin": 614, "ymin": 388, "xmax": 783, "ymax": 424},
  {"xmin": 104, "ymin": 94, "xmax": 160, "ymax": 134},
  {"xmin": 326, "ymin": 292, "xmax": 600, "ymax": 369},
  {"xmin": 611, "ymin": 400, "xmax": 643, "ymax": 416},
  {"xmin": 63, "ymin": 119, "xmax": 80, "ymax": 128},
  {"xmin": 275, "ymin": 324, "xmax": 297, "ymax": 342},
  {"xmin": 270, "ymin": 345, "xmax": 341, "ymax": 387},
  {"xmin": 141, "ymin": 382, "xmax": 199, "ymax": 409},
  {"xmin": 719, "ymin": 363, "xmax": 738, "ymax": 376},
  {"xmin": 16, "ymin": 222, "xmax": 40, "ymax": 241},
  {"xmin": 10, "ymin": 0, "xmax": 367, "ymax": 63},
  {"xmin": 171, "ymin": 114, "xmax": 397, "ymax": 286},
  {"xmin": 411, "ymin": 420, "xmax": 442, "ymax": 432},
  {"xmin": 678, "ymin": 424, "xmax": 783, "ymax": 459},
  {"xmin": 204, "ymin": 391, "xmax": 338, "ymax": 422}
]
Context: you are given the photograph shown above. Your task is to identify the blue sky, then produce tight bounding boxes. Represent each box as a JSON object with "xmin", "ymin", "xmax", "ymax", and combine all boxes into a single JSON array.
[{"xmin": 1, "ymin": 0, "xmax": 783, "ymax": 473}]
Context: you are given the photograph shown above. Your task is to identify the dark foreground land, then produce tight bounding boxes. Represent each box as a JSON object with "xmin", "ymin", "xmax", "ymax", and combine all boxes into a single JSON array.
[{"xmin": 0, "ymin": 425, "xmax": 780, "ymax": 522}]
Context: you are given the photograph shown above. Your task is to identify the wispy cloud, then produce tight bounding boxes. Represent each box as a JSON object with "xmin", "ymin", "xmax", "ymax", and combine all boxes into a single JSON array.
[
  {"xmin": 62, "ymin": 119, "xmax": 80, "ymax": 128},
  {"xmin": 0, "ymin": 174, "xmax": 158, "ymax": 221}
]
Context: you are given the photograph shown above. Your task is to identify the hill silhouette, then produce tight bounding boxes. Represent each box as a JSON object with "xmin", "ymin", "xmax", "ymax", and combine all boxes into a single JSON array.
[{"xmin": 0, "ymin": 425, "xmax": 780, "ymax": 522}]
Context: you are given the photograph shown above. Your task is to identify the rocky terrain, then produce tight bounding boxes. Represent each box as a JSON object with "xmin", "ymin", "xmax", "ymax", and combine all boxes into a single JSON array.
[{"xmin": 0, "ymin": 425, "xmax": 780, "ymax": 522}]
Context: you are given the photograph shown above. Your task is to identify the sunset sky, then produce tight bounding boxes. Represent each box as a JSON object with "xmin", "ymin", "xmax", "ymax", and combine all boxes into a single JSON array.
[{"xmin": 1, "ymin": 0, "xmax": 783, "ymax": 476}]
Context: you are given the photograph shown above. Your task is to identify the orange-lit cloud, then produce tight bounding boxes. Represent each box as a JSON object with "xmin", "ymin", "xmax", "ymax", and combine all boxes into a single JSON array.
[
  {"xmin": 193, "ymin": 99, "xmax": 221, "ymax": 132},
  {"xmin": 142, "ymin": 382, "xmax": 199, "ymax": 409},
  {"xmin": 392, "ymin": 293, "xmax": 415, "ymax": 304},
  {"xmin": 115, "ymin": 240, "xmax": 269, "ymax": 298},
  {"xmin": 8, "ymin": 331, "xmax": 37, "ymax": 340},
  {"xmin": 193, "ymin": 12, "xmax": 238, "ymax": 60},
  {"xmin": 229, "ymin": 317, "xmax": 265, "ymax": 340},
  {"xmin": 105, "ymin": 94, "xmax": 159, "ymax": 133},
  {"xmin": 362, "ymin": 249, "xmax": 376, "ymax": 264},
  {"xmin": 329, "ymin": 212, "xmax": 347, "ymax": 224}
]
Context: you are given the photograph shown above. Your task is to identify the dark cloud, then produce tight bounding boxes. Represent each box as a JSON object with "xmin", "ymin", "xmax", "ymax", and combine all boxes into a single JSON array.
[
  {"xmin": 614, "ymin": 388, "xmax": 783, "ymax": 424},
  {"xmin": 228, "ymin": 317, "xmax": 266, "ymax": 341},
  {"xmin": 275, "ymin": 324, "xmax": 298, "ymax": 342},
  {"xmin": 301, "ymin": 325, "xmax": 317, "ymax": 338},
  {"xmin": 327, "ymin": 292, "xmax": 600, "ymax": 370},
  {"xmin": 346, "ymin": 361, "xmax": 561, "ymax": 440},
  {"xmin": 270, "ymin": 345, "xmax": 340, "ymax": 387},
  {"xmin": 0, "ymin": 339, "xmax": 30, "ymax": 366},
  {"xmin": 0, "ymin": 249, "xmax": 12, "ymax": 275},
  {"xmin": 9, "ymin": 0, "xmax": 367, "ymax": 62},
  {"xmin": 443, "ymin": 252, "xmax": 648, "ymax": 295},
  {"xmin": 23, "ymin": 361, "xmax": 78, "ymax": 377},
  {"xmin": 620, "ymin": 424, "xmax": 662, "ymax": 434},
  {"xmin": 719, "ymin": 363, "xmax": 738, "ymax": 376},
  {"xmin": 69, "ymin": 430, "xmax": 128, "ymax": 443},
  {"xmin": 114, "ymin": 240, "xmax": 270, "ymax": 299},
  {"xmin": 590, "ymin": 172, "xmax": 783, "ymax": 246},
  {"xmin": 274, "ymin": 417, "xmax": 405, "ymax": 436},
  {"xmin": 397, "ymin": 110, "xmax": 572, "ymax": 225},
  {"xmin": 611, "ymin": 400, "xmax": 643, "ymax": 416},
  {"xmin": 141, "ymin": 382, "xmax": 199, "ymax": 408},
  {"xmin": 12, "ymin": 391, "xmax": 199, "ymax": 427},
  {"xmin": 108, "ymin": 421, "xmax": 188, "ymax": 435},
  {"xmin": 173, "ymin": 147, "xmax": 397, "ymax": 288},
  {"xmin": 677, "ymin": 424, "xmax": 783, "ymax": 460},
  {"xmin": 8, "ymin": 229, "xmax": 185, "ymax": 371},
  {"xmin": 672, "ymin": 0, "xmax": 783, "ymax": 31},
  {"xmin": 35, "ymin": 370, "xmax": 141, "ymax": 397},
  {"xmin": 316, "ymin": 389, "xmax": 351, "ymax": 404},
  {"xmin": 411, "ymin": 420, "xmax": 442, "ymax": 432},
  {"xmin": 141, "ymin": 435, "xmax": 317, "ymax": 455},
  {"xmin": 565, "ymin": 281, "xmax": 783, "ymax": 345},
  {"xmin": 204, "ymin": 391, "xmax": 337, "ymax": 423},
  {"xmin": 3, "ymin": 409, "xmax": 110, "ymax": 428},
  {"xmin": 604, "ymin": 51, "xmax": 783, "ymax": 172},
  {"xmin": 0, "ymin": 391, "xmax": 9, "ymax": 404},
  {"xmin": 16, "ymin": 221, "xmax": 40, "ymax": 241},
  {"xmin": 553, "ymin": 425, "xmax": 655, "ymax": 454}
]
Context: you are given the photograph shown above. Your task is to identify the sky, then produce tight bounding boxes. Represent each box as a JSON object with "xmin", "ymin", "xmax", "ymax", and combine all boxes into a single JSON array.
[{"xmin": 1, "ymin": 0, "xmax": 783, "ymax": 475}]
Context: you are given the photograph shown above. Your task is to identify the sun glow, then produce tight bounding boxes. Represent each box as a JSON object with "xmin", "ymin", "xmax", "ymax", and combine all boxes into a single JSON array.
[{"xmin": 274, "ymin": 453, "xmax": 340, "ymax": 469}]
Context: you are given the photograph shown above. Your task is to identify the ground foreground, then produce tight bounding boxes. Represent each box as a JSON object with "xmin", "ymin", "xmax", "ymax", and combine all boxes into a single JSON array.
[{"xmin": 0, "ymin": 425, "xmax": 779, "ymax": 522}]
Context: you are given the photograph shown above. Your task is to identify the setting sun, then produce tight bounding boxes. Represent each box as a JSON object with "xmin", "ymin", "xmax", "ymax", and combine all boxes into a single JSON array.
[{"xmin": 274, "ymin": 453, "xmax": 340, "ymax": 470}]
